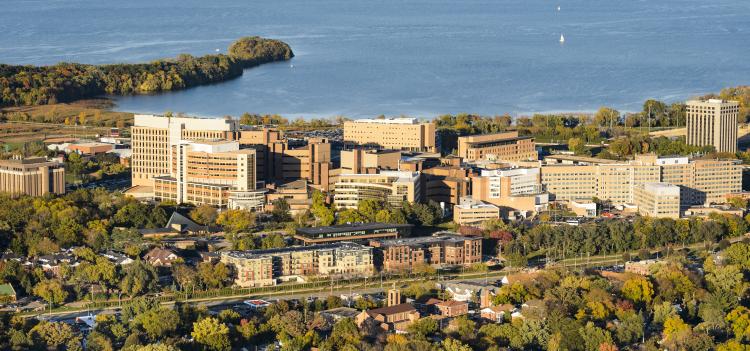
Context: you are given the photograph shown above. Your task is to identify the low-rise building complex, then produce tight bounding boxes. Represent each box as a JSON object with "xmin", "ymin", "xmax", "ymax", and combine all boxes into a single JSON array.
[
  {"xmin": 220, "ymin": 243, "xmax": 374, "ymax": 287},
  {"xmin": 369, "ymin": 234, "xmax": 482, "ymax": 271}
]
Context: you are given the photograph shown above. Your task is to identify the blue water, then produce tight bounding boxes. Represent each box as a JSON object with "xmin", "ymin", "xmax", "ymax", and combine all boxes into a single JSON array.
[{"xmin": 1, "ymin": 0, "xmax": 748, "ymax": 119}]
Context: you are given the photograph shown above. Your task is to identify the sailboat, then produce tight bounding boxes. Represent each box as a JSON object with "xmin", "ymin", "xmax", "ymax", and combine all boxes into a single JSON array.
[{"xmin": 560, "ymin": 34, "xmax": 564, "ymax": 42}]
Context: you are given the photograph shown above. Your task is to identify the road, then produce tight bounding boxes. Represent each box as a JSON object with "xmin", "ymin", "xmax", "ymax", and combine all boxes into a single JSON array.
[{"xmin": 29, "ymin": 274, "xmax": 504, "ymax": 323}]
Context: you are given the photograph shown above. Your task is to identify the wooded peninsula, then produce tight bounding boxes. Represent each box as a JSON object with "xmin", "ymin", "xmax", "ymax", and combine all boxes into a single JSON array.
[{"xmin": 0, "ymin": 37, "xmax": 294, "ymax": 107}]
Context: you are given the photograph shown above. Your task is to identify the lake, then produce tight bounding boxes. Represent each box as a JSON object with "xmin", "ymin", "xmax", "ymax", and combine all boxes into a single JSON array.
[{"xmin": 1, "ymin": 0, "xmax": 748, "ymax": 119}]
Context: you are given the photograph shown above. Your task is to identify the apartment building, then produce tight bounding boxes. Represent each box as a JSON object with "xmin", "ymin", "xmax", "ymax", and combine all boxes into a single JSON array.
[
  {"xmin": 343, "ymin": 118, "xmax": 436, "ymax": 152},
  {"xmin": 0, "ymin": 156, "xmax": 66, "ymax": 196},
  {"xmin": 369, "ymin": 234, "xmax": 482, "ymax": 271},
  {"xmin": 471, "ymin": 168, "xmax": 549, "ymax": 212},
  {"xmin": 340, "ymin": 149, "xmax": 401, "ymax": 174},
  {"xmin": 220, "ymin": 242, "xmax": 374, "ymax": 287},
  {"xmin": 457, "ymin": 131, "xmax": 537, "ymax": 162},
  {"xmin": 686, "ymin": 99, "xmax": 740, "ymax": 153},
  {"xmin": 131, "ymin": 115, "xmax": 240, "ymax": 186},
  {"xmin": 294, "ymin": 222, "xmax": 412, "ymax": 246},
  {"xmin": 633, "ymin": 182, "xmax": 680, "ymax": 218},
  {"xmin": 334, "ymin": 171, "xmax": 421, "ymax": 209},
  {"xmin": 435, "ymin": 300, "xmax": 469, "ymax": 317},
  {"xmin": 541, "ymin": 154, "xmax": 741, "ymax": 206},
  {"xmin": 153, "ymin": 139, "xmax": 256, "ymax": 207}
]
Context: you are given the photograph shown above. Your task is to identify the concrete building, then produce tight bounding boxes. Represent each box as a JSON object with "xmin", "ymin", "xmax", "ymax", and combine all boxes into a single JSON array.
[
  {"xmin": 294, "ymin": 222, "xmax": 412, "ymax": 246},
  {"xmin": 457, "ymin": 131, "xmax": 537, "ymax": 162},
  {"xmin": 66, "ymin": 142, "xmax": 114, "ymax": 154},
  {"xmin": 343, "ymin": 117, "xmax": 436, "ymax": 152},
  {"xmin": 369, "ymin": 234, "xmax": 482, "ymax": 271},
  {"xmin": 422, "ymin": 164, "xmax": 476, "ymax": 208},
  {"xmin": 334, "ymin": 171, "xmax": 421, "ymax": 209},
  {"xmin": 471, "ymin": 168, "xmax": 549, "ymax": 213},
  {"xmin": 220, "ymin": 243, "xmax": 374, "ymax": 287},
  {"xmin": 686, "ymin": 99, "xmax": 740, "ymax": 153},
  {"xmin": 153, "ymin": 139, "xmax": 257, "ymax": 207},
  {"xmin": 683, "ymin": 204, "xmax": 744, "ymax": 219},
  {"xmin": 569, "ymin": 198, "xmax": 597, "ymax": 217},
  {"xmin": 453, "ymin": 202, "xmax": 501, "ymax": 225},
  {"xmin": 131, "ymin": 115, "xmax": 240, "ymax": 186},
  {"xmin": 132, "ymin": 116, "xmax": 334, "ymax": 189},
  {"xmin": 0, "ymin": 156, "xmax": 66, "ymax": 196},
  {"xmin": 540, "ymin": 154, "xmax": 742, "ymax": 206},
  {"xmin": 543, "ymin": 155, "xmax": 619, "ymax": 166},
  {"xmin": 340, "ymin": 149, "xmax": 401, "ymax": 174},
  {"xmin": 633, "ymin": 182, "xmax": 680, "ymax": 218}
]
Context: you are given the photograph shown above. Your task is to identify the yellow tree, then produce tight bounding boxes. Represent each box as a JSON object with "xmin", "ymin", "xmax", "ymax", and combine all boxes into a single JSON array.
[
  {"xmin": 79, "ymin": 112, "xmax": 87, "ymax": 125},
  {"xmin": 664, "ymin": 317, "xmax": 689, "ymax": 338},
  {"xmin": 621, "ymin": 279, "xmax": 653, "ymax": 304}
]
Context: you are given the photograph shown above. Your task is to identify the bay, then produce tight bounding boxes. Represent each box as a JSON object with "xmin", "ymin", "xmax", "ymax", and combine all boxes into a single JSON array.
[{"xmin": 0, "ymin": 0, "xmax": 748, "ymax": 119}]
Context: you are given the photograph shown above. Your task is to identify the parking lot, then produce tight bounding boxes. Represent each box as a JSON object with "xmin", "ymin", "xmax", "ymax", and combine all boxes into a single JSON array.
[{"xmin": 68, "ymin": 177, "xmax": 131, "ymax": 192}]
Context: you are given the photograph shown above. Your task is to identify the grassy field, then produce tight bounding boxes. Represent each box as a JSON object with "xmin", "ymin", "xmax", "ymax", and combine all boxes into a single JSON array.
[{"xmin": 0, "ymin": 100, "xmax": 133, "ymax": 150}]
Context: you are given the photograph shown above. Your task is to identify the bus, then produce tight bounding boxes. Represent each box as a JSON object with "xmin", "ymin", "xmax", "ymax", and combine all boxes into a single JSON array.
[{"xmin": 109, "ymin": 128, "xmax": 119, "ymax": 137}]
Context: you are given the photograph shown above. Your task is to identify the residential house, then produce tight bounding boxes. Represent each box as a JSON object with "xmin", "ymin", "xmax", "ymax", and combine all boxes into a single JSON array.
[
  {"xmin": 411, "ymin": 298, "xmax": 443, "ymax": 315},
  {"xmin": 37, "ymin": 254, "xmax": 81, "ymax": 277},
  {"xmin": 143, "ymin": 248, "xmax": 181, "ymax": 266},
  {"xmin": 480, "ymin": 304, "xmax": 517, "ymax": 323},
  {"xmin": 100, "ymin": 250, "xmax": 134, "ymax": 265},
  {"xmin": 522, "ymin": 299, "xmax": 545, "ymax": 310},
  {"xmin": 434, "ymin": 300, "xmax": 469, "ymax": 317},
  {"xmin": 440, "ymin": 281, "xmax": 501, "ymax": 308}
]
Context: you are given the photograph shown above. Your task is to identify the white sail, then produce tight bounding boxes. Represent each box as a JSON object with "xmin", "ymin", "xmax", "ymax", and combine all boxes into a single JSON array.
[{"xmin": 560, "ymin": 34, "xmax": 564, "ymax": 42}]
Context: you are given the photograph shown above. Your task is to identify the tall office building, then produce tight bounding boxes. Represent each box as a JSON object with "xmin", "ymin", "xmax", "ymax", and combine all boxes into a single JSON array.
[
  {"xmin": 457, "ymin": 131, "xmax": 537, "ymax": 162},
  {"xmin": 0, "ymin": 156, "xmax": 66, "ymax": 196},
  {"xmin": 343, "ymin": 118, "xmax": 436, "ymax": 152},
  {"xmin": 540, "ymin": 154, "xmax": 741, "ymax": 206},
  {"xmin": 334, "ymin": 171, "xmax": 422, "ymax": 209},
  {"xmin": 686, "ymin": 99, "xmax": 740, "ymax": 153},
  {"xmin": 153, "ymin": 139, "xmax": 257, "ymax": 207},
  {"xmin": 131, "ymin": 115, "xmax": 240, "ymax": 186}
]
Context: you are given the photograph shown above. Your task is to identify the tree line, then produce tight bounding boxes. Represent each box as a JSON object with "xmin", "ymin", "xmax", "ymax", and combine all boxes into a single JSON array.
[{"xmin": 0, "ymin": 37, "xmax": 293, "ymax": 107}]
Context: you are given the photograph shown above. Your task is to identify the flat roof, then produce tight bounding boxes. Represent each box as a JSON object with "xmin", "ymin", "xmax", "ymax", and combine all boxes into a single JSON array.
[
  {"xmin": 372, "ymin": 234, "xmax": 481, "ymax": 246},
  {"xmin": 466, "ymin": 136, "xmax": 533, "ymax": 146},
  {"xmin": 544, "ymin": 155, "xmax": 619, "ymax": 164},
  {"xmin": 296, "ymin": 222, "xmax": 413, "ymax": 235},
  {"xmin": 220, "ymin": 242, "xmax": 370, "ymax": 259}
]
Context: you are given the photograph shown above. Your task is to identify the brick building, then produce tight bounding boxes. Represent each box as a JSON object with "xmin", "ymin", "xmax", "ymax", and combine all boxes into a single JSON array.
[
  {"xmin": 435, "ymin": 300, "xmax": 469, "ymax": 317},
  {"xmin": 369, "ymin": 234, "xmax": 482, "ymax": 271}
]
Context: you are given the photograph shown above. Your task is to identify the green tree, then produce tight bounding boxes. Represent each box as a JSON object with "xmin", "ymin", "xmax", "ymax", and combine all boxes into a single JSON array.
[
  {"xmin": 578, "ymin": 322, "xmax": 613, "ymax": 351},
  {"xmin": 216, "ymin": 209, "xmax": 254, "ymax": 233},
  {"xmin": 190, "ymin": 205, "xmax": 219, "ymax": 226},
  {"xmin": 33, "ymin": 279, "xmax": 68, "ymax": 309},
  {"xmin": 272, "ymin": 198, "xmax": 292, "ymax": 223},
  {"xmin": 706, "ymin": 265, "xmax": 743, "ymax": 292},
  {"xmin": 357, "ymin": 199, "xmax": 381, "ymax": 222},
  {"xmin": 337, "ymin": 208, "xmax": 364, "ymax": 224},
  {"xmin": 726, "ymin": 243, "xmax": 750, "ymax": 270},
  {"xmin": 568, "ymin": 138, "xmax": 586, "ymax": 155},
  {"xmin": 326, "ymin": 295, "xmax": 343, "ymax": 309},
  {"xmin": 28, "ymin": 321, "xmax": 82, "ymax": 349},
  {"xmin": 192, "ymin": 317, "xmax": 230, "ymax": 351},
  {"xmin": 135, "ymin": 307, "xmax": 180, "ymax": 339},
  {"xmin": 728, "ymin": 196, "xmax": 748, "ymax": 209},
  {"xmin": 406, "ymin": 317, "xmax": 439, "ymax": 336},
  {"xmin": 120, "ymin": 259, "xmax": 158, "ymax": 297},
  {"xmin": 197, "ymin": 262, "xmax": 229, "ymax": 290}
]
